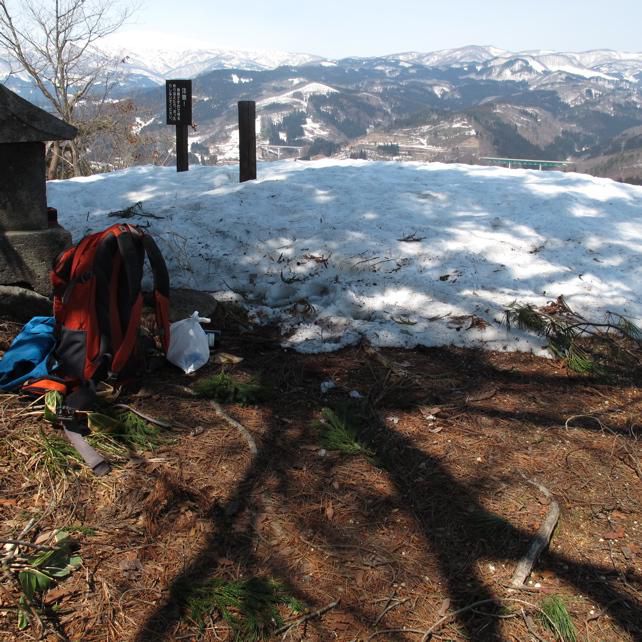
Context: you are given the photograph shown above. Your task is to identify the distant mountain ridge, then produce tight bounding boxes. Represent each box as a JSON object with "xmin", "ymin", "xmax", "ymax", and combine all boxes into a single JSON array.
[
  {"xmin": 386, "ymin": 46, "xmax": 642, "ymax": 81},
  {"xmin": 104, "ymin": 44, "xmax": 325, "ymax": 85},
  {"xmin": 2, "ymin": 42, "xmax": 642, "ymax": 182},
  {"xmin": 3, "ymin": 42, "xmax": 641, "ymax": 100},
  {"xmin": 100, "ymin": 42, "xmax": 642, "ymax": 86}
]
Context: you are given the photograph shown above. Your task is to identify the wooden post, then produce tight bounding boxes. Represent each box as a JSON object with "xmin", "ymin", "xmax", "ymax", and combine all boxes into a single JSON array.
[
  {"xmin": 238, "ymin": 100, "xmax": 256, "ymax": 182},
  {"xmin": 176, "ymin": 124, "xmax": 189, "ymax": 172},
  {"xmin": 166, "ymin": 79, "xmax": 192, "ymax": 172}
]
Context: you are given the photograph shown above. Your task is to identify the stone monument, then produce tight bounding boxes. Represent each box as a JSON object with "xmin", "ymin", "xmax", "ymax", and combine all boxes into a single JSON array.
[{"xmin": 0, "ymin": 85, "xmax": 76, "ymax": 295}]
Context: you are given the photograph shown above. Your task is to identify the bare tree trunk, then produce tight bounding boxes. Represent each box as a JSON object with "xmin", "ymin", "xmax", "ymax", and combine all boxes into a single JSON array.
[
  {"xmin": 70, "ymin": 140, "xmax": 81, "ymax": 177},
  {"xmin": 47, "ymin": 141, "xmax": 60, "ymax": 180}
]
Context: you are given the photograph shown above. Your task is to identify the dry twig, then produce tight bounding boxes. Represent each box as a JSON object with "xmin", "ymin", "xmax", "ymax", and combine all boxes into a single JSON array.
[
  {"xmin": 566, "ymin": 414, "xmax": 642, "ymax": 479},
  {"xmin": 115, "ymin": 404, "xmax": 172, "ymax": 429},
  {"xmin": 372, "ymin": 594, "xmax": 409, "ymax": 627},
  {"xmin": 0, "ymin": 538, "xmax": 55, "ymax": 552},
  {"xmin": 421, "ymin": 598, "xmax": 496, "ymax": 641},
  {"xmin": 510, "ymin": 476, "xmax": 560, "ymax": 588},
  {"xmin": 210, "ymin": 401, "xmax": 258, "ymax": 455},
  {"xmin": 521, "ymin": 608, "xmax": 547, "ymax": 642},
  {"xmin": 367, "ymin": 628, "xmax": 426, "ymax": 639},
  {"xmin": 276, "ymin": 599, "xmax": 340, "ymax": 638},
  {"xmin": 418, "ymin": 596, "xmax": 566, "ymax": 641}
]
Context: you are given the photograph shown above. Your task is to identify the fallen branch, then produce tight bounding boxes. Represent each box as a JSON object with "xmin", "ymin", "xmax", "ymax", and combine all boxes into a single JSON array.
[
  {"xmin": 210, "ymin": 401, "xmax": 258, "ymax": 455},
  {"xmin": 421, "ymin": 598, "xmax": 496, "ymax": 641},
  {"xmin": 275, "ymin": 599, "xmax": 340, "ymax": 637},
  {"xmin": 422, "ymin": 597, "xmax": 562, "ymax": 642},
  {"xmin": 115, "ymin": 404, "xmax": 172, "ymax": 429},
  {"xmin": 166, "ymin": 384, "xmax": 197, "ymax": 398},
  {"xmin": 0, "ymin": 538, "xmax": 55, "ymax": 552},
  {"xmin": 564, "ymin": 414, "xmax": 605, "ymax": 431},
  {"xmin": 510, "ymin": 476, "xmax": 560, "ymax": 588},
  {"xmin": 398, "ymin": 232, "xmax": 425, "ymax": 242},
  {"xmin": 566, "ymin": 415, "xmax": 642, "ymax": 479},
  {"xmin": 9, "ymin": 395, "xmax": 45, "ymax": 419},
  {"xmin": 521, "ymin": 608, "xmax": 547, "ymax": 642},
  {"xmin": 373, "ymin": 594, "xmax": 408, "ymax": 627},
  {"xmin": 2, "ymin": 518, "xmax": 37, "ymax": 560},
  {"xmin": 623, "ymin": 450, "xmax": 642, "ymax": 480},
  {"xmin": 367, "ymin": 628, "xmax": 425, "ymax": 639},
  {"xmin": 108, "ymin": 201, "xmax": 164, "ymax": 220},
  {"xmin": 508, "ymin": 598, "xmax": 565, "ymax": 641}
]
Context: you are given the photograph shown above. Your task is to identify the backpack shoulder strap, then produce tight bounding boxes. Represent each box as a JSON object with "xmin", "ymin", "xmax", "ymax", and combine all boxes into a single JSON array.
[
  {"xmin": 142, "ymin": 232, "xmax": 171, "ymax": 352},
  {"xmin": 108, "ymin": 226, "xmax": 145, "ymax": 374}
]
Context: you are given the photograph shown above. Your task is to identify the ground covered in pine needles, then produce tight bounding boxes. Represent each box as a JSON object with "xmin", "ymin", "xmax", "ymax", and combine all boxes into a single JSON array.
[{"xmin": 1, "ymin": 315, "xmax": 641, "ymax": 642}]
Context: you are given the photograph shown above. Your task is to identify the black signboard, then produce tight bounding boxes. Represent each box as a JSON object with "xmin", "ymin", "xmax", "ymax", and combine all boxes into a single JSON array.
[{"xmin": 166, "ymin": 79, "xmax": 192, "ymax": 125}]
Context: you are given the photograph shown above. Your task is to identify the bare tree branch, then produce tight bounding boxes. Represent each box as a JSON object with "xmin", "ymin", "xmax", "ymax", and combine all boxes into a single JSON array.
[{"xmin": 0, "ymin": 0, "xmax": 135, "ymax": 176}]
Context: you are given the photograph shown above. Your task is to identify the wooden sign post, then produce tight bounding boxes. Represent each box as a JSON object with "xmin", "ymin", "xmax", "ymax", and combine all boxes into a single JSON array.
[
  {"xmin": 166, "ymin": 79, "xmax": 192, "ymax": 172},
  {"xmin": 238, "ymin": 100, "xmax": 256, "ymax": 182}
]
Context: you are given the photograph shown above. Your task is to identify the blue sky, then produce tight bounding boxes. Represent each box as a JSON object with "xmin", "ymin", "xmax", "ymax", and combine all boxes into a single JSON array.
[{"xmin": 125, "ymin": 0, "xmax": 641, "ymax": 56}]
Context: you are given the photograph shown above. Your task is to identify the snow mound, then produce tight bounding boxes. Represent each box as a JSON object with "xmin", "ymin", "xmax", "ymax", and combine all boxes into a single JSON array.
[{"xmin": 48, "ymin": 160, "xmax": 642, "ymax": 354}]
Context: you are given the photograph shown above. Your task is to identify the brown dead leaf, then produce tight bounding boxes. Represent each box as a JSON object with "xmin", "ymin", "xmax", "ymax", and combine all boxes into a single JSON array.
[
  {"xmin": 419, "ymin": 405, "xmax": 442, "ymax": 418},
  {"xmin": 467, "ymin": 315, "xmax": 489, "ymax": 331},
  {"xmin": 43, "ymin": 585, "xmax": 76, "ymax": 606},
  {"xmin": 325, "ymin": 502, "xmax": 335, "ymax": 521},
  {"xmin": 119, "ymin": 558, "xmax": 143, "ymax": 573},
  {"xmin": 437, "ymin": 598, "xmax": 451, "ymax": 617},
  {"xmin": 35, "ymin": 530, "xmax": 55, "ymax": 545},
  {"xmin": 213, "ymin": 352, "xmax": 243, "ymax": 365},
  {"xmin": 621, "ymin": 546, "xmax": 633, "ymax": 560},
  {"xmin": 602, "ymin": 526, "xmax": 625, "ymax": 540}
]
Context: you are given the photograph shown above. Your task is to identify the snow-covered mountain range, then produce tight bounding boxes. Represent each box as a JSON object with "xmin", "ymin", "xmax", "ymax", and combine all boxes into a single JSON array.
[
  {"xmin": 89, "ymin": 41, "xmax": 642, "ymax": 87},
  {"xmin": 110, "ymin": 43, "xmax": 641, "ymax": 181},
  {"xmin": 101, "ymin": 44, "xmax": 324, "ymax": 87},
  {"xmin": 3, "ymin": 41, "xmax": 641, "ymax": 95},
  {"xmin": 3, "ymin": 42, "xmax": 642, "ymax": 182},
  {"xmin": 386, "ymin": 46, "xmax": 642, "ymax": 82}
]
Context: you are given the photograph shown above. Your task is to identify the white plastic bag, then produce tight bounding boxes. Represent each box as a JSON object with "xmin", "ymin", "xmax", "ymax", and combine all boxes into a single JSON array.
[{"xmin": 166, "ymin": 311, "xmax": 211, "ymax": 374}]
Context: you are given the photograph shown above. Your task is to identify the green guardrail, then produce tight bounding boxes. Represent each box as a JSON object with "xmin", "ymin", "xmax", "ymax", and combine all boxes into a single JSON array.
[{"xmin": 480, "ymin": 157, "xmax": 572, "ymax": 170}]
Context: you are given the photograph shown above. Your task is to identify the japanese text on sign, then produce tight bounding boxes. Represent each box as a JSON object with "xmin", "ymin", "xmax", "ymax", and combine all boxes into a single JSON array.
[{"xmin": 166, "ymin": 79, "xmax": 192, "ymax": 126}]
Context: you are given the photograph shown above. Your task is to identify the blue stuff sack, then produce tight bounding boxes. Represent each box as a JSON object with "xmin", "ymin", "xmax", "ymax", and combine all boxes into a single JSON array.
[{"xmin": 0, "ymin": 317, "xmax": 56, "ymax": 391}]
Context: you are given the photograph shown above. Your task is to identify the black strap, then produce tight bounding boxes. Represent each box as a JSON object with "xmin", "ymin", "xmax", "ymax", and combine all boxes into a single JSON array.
[
  {"xmin": 142, "ymin": 233, "xmax": 170, "ymax": 297},
  {"xmin": 61, "ymin": 270, "xmax": 93, "ymax": 305},
  {"xmin": 65, "ymin": 380, "xmax": 98, "ymax": 413},
  {"xmin": 116, "ymin": 231, "xmax": 145, "ymax": 309},
  {"xmin": 61, "ymin": 383, "xmax": 110, "ymax": 475},
  {"xmin": 63, "ymin": 426, "xmax": 111, "ymax": 476}
]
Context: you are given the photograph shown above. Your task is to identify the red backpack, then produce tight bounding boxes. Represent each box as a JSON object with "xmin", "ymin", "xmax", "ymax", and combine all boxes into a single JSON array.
[
  {"xmin": 21, "ymin": 223, "xmax": 171, "ymax": 475},
  {"xmin": 24, "ymin": 223, "xmax": 170, "ymax": 398}
]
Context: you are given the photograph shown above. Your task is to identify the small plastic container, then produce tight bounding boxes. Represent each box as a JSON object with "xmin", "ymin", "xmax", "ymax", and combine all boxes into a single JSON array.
[{"xmin": 205, "ymin": 330, "xmax": 221, "ymax": 350}]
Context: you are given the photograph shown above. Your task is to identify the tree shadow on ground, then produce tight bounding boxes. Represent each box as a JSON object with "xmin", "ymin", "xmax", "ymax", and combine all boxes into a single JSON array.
[{"xmin": 133, "ymin": 343, "xmax": 642, "ymax": 641}]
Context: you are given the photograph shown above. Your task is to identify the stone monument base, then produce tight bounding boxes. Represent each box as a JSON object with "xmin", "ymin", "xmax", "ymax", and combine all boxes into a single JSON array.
[
  {"xmin": 0, "ymin": 285, "xmax": 52, "ymax": 321},
  {"xmin": 0, "ymin": 227, "xmax": 72, "ymax": 296}
]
